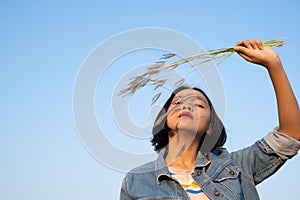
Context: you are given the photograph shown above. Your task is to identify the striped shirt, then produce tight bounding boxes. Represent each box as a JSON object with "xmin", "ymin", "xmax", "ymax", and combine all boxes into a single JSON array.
[{"xmin": 168, "ymin": 167, "xmax": 210, "ymax": 200}]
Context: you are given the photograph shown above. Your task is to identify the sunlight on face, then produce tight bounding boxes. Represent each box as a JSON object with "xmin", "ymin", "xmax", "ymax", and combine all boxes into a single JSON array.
[{"xmin": 167, "ymin": 89, "xmax": 211, "ymax": 135}]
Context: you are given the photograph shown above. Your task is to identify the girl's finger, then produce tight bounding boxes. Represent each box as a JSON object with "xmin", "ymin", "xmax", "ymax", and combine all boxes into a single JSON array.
[
  {"xmin": 235, "ymin": 41, "xmax": 244, "ymax": 46},
  {"xmin": 243, "ymin": 40, "xmax": 254, "ymax": 50},
  {"xmin": 254, "ymin": 39, "xmax": 263, "ymax": 50}
]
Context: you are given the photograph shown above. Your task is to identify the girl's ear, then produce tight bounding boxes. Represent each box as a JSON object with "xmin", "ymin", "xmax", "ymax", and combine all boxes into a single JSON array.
[
  {"xmin": 206, "ymin": 123, "xmax": 213, "ymax": 136},
  {"xmin": 168, "ymin": 130, "xmax": 174, "ymax": 137}
]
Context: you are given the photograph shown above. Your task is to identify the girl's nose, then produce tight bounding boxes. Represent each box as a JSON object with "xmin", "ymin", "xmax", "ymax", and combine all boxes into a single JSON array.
[{"xmin": 182, "ymin": 104, "xmax": 193, "ymax": 112}]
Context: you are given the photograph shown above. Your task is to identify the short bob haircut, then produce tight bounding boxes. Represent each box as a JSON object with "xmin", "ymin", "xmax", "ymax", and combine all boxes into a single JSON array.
[{"xmin": 151, "ymin": 86, "xmax": 227, "ymax": 153}]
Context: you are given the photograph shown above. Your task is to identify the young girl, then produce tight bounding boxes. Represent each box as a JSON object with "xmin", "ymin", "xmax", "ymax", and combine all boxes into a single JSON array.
[{"xmin": 120, "ymin": 39, "xmax": 300, "ymax": 199}]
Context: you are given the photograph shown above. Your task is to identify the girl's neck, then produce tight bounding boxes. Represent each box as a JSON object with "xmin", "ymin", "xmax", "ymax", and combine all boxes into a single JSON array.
[{"xmin": 166, "ymin": 138, "xmax": 199, "ymax": 170}]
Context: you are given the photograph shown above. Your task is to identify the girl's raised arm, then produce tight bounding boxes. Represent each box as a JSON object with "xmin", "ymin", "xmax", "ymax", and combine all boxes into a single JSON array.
[{"xmin": 234, "ymin": 39, "xmax": 300, "ymax": 140}]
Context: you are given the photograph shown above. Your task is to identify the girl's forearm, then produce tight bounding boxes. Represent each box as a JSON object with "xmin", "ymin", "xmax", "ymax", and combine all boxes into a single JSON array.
[{"xmin": 267, "ymin": 61, "xmax": 300, "ymax": 140}]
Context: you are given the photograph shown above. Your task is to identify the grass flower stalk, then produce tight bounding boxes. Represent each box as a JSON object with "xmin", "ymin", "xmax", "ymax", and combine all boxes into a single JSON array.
[{"xmin": 119, "ymin": 38, "xmax": 285, "ymax": 104}]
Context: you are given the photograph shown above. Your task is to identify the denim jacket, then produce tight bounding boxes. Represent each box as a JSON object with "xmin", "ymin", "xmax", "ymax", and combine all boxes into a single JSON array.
[{"xmin": 120, "ymin": 128, "xmax": 300, "ymax": 200}]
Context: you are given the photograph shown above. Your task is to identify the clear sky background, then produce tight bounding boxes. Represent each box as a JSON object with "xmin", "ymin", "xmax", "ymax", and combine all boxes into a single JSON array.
[{"xmin": 1, "ymin": 1, "xmax": 299, "ymax": 199}]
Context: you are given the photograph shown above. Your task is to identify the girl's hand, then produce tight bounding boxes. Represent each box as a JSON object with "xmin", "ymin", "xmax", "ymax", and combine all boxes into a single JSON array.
[{"xmin": 234, "ymin": 39, "xmax": 281, "ymax": 70}]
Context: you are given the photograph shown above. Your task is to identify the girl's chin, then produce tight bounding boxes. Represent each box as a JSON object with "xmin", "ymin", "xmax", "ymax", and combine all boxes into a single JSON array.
[{"xmin": 176, "ymin": 124, "xmax": 198, "ymax": 133}]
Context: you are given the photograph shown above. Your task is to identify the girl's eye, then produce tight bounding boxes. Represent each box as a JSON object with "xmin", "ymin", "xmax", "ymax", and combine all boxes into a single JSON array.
[
  {"xmin": 173, "ymin": 101, "xmax": 181, "ymax": 105},
  {"xmin": 195, "ymin": 104, "xmax": 204, "ymax": 108}
]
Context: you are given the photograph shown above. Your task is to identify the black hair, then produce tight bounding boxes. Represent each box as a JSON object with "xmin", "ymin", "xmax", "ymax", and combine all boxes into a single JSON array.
[{"xmin": 151, "ymin": 86, "xmax": 227, "ymax": 153}]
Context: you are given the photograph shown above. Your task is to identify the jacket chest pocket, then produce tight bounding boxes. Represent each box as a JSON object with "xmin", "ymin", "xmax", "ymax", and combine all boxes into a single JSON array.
[{"xmin": 211, "ymin": 163, "xmax": 242, "ymax": 200}]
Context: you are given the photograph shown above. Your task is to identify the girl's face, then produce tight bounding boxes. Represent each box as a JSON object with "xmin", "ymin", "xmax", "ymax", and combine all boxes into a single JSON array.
[{"xmin": 166, "ymin": 89, "xmax": 211, "ymax": 135}]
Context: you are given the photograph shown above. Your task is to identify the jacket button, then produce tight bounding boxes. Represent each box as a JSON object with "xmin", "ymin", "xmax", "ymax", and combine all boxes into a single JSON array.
[
  {"xmin": 214, "ymin": 189, "xmax": 220, "ymax": 196},
  {"xmin": 229, "ymin": 170, "xmax": 236, "ymax": 176},
  {"xmin": 197, "ymin": 170, "xmax": 202, "ymax": 176}
]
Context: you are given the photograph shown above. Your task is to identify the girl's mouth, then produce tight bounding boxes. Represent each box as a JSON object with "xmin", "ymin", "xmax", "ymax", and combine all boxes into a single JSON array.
[{"xmin": 178, "ymin": 112, "xmax": 193, "ymax": 119}]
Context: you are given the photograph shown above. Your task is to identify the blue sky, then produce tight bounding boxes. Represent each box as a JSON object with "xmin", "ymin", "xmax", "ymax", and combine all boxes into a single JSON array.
[{"xmin": 1, "ymin": 1, "xmax": 299, "ymax": 199}]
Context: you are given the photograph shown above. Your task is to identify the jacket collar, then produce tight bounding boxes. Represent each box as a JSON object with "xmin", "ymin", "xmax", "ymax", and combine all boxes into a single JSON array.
[
  {"xmin": 154, "ymin": 149, "xmax": 172, "ymax": 184},
  {"xmin": 155, "ymin": 147, "xmax": 224, "ymax": 184}
]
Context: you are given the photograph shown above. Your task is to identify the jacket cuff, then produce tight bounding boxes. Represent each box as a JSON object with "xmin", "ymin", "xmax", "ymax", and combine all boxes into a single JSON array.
[{"xmin": 264, "ymin": 127, "xmax": 300, "ymax": 160}]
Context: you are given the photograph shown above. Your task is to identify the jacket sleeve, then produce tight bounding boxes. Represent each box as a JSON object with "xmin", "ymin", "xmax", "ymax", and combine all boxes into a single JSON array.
[
  {"xmin": 231, "ymin": 127, "xmax": 300, "ymax": 185},
  {"xmin": 119, "ymin": 176, "xmax": 133, "ymax": 200},
  {"xmin": 264, "ymin": 127, "xmax": 300, "ymax": 160}
]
